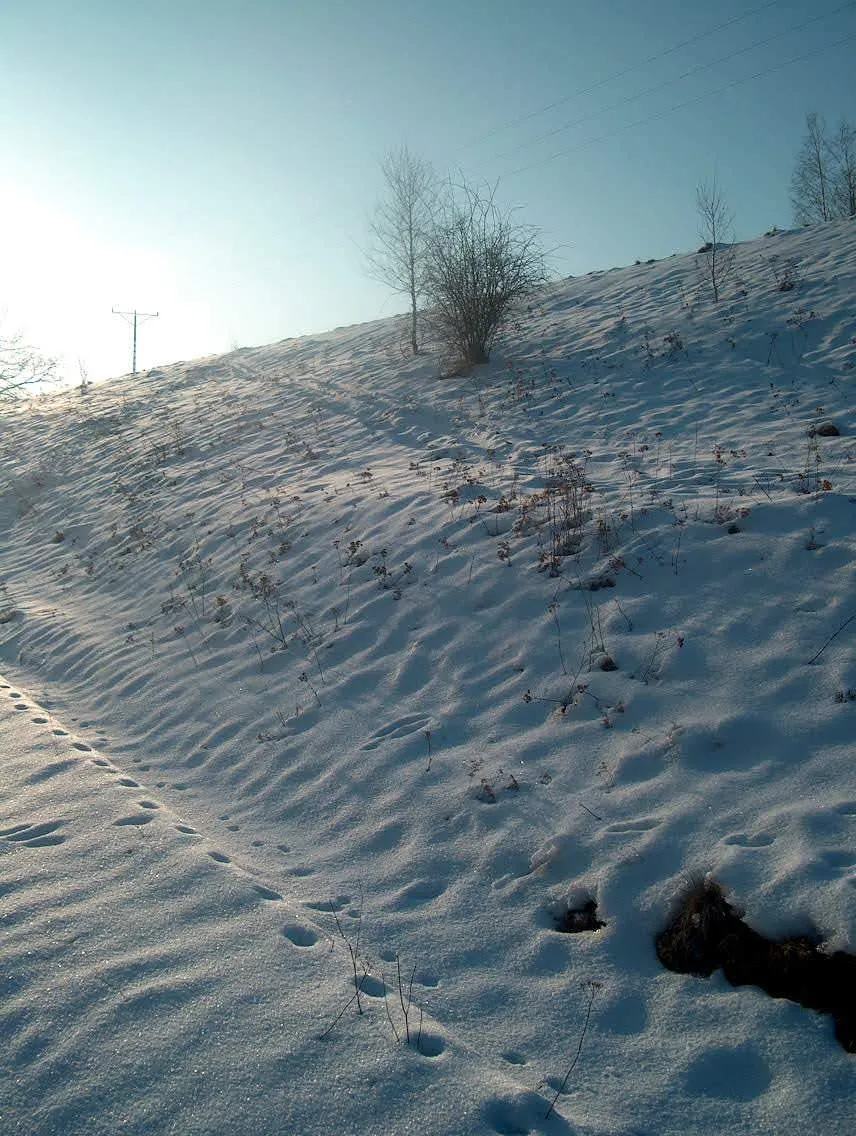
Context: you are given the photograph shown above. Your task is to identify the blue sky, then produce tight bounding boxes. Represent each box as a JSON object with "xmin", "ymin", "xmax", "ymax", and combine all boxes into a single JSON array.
[{"xmin": 1, "ymin": 0, "xmax": 854, "ymax": 382}]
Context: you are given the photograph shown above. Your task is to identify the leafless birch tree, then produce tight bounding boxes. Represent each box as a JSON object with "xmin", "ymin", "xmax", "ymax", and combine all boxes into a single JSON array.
[
  {"xmin": 366, "ymin": 145, "xmax": 436, "ymax": 355},
  {"xmin": 696, "ymin": 176, "xmax": 736, "ymax": 303},
  {"xmin": 791, "ymin": 112, "xmax": 834, "ymax": 225},
  {"xmin": 830, "ymin": 118, "xmax": 856, "ymax": 219}
]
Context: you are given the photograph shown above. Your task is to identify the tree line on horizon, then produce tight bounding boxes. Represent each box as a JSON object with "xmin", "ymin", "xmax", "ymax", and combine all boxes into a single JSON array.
[
  {"xmin": 3, "ymin": 112, "xmax": 855, "ymax": 402},
  {"xmin": 366, "ymin": 112, "xmax": 855, "ymax": 373}
]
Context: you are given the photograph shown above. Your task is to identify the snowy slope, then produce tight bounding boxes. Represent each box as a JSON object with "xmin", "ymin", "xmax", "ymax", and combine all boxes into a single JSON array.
[{"xmin": 1, "ymin": 219, "xmax": 855, "ymax": 1136}]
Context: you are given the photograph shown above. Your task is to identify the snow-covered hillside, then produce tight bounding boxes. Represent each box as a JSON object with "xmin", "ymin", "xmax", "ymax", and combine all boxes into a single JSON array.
[{"xmin": 2, "ymin": 220, "xmax": 855, "ymax": 1136}]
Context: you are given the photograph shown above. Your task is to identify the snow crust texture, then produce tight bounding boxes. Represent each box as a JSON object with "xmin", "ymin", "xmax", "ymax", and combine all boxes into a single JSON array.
[{"xmin": 2, "ymin": 220, "xmax": 856, "ymax": 1135}]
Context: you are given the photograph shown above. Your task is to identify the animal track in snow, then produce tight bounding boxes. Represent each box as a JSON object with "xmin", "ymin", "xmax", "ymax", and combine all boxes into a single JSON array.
[
  {"xmin": 31, "ymin": 716, "xmax": 49, "ymax": 724},
  {"xmin": 614, "ymin": 751, "xmax": 666, "ymax": 785},
  {"xmin": 192, "ymin": 837, "xmax": 284, "ymax": 902},
  {"xmin": 361, "ymin": 713, "xmax": 430, "ymax": 750},
  {"xmin": 502, "ymin": 1051, "xmax": 528, "ymax": 1066},
  {"xmin": 598, "ymin": 992, "xmax": 649, "ymax": 1036},
  {"xmin": 282, "ymin": 923, "xmax": 319, "ymax": 947},
  {"xmin": 818, "ymin": 849, "xmax": 856, "ymax": 871},
  {"xmin": 25, "ymin": 759, "xmax": 78, "ymax": 784},
  {"xmin": 390, "ymin": 878, "xmax": 446, "ymax": 908},
  {"xmin": 251, "ymin": 883, "xmax": 283, "ymax": 901},
  {"xmin": 416, "ymin": 1033, "xmax": 445, "ymax": 1058},
  {"xmin": 305, "ymin": 895, "xmax": 351, "ymax": 913},
  {"xmin": 683, "ymin": 1045, "xmax": 772, "ymax": 1101},
  {"xmin": 358, "ymin": 975, "xmax": 385, "ymax": 998},
  {"xmin": 113, "ymin": 814, "xmax": 155, "ymax": 827},
  {"xmin": 175, "ymin": 824, "xmax": 199, "ymax": 835},
  {"xmin": 723, "ymin": 832, "xmax": 775, "ymax": 848},
  {"xmin": 605, "ymin": 817, "xmax": 660, "ymax": 834},
  {"xmin": 482, "ymin": 1091, "xmax": 556, "ymax": 1135},
  {"xmin": 358, "ymin": 820, "xmax": 406, "ymax": 855},
  {"xmin": 0, "ymin": 819, "xmax": 67, "ymax": 848}
]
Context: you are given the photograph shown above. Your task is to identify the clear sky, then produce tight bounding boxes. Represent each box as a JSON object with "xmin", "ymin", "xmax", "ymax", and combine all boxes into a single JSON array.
[{"xmin": 1, "ymin": 0, "xmax": 854, "ymax": 383}]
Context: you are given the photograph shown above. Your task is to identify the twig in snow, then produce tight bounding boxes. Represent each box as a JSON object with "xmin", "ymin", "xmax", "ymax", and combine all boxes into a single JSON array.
[
  {"xmin": 382, "ymin": 974, "xmax": 400, "ymax": 1043},
  {"xmin": 807, "ymin": 613, "xmax": 856, "ymax": 666},
  {"xmin": 396, "ymin": 954, "xmax": 418, "ymax": 1045},
  {"xmin": 319, "ymin": 989, "xmax": 361, "ymax": 1040},
  {"xmin": 578, "ymin": 801, "xmax": 603, "ymax": 822},
  {"xmin": 614, "ymin": 597, "xmax": 633, "ymax": 632},
  {"xmin": 549, "ymin": 601, "xmax": 569, "ymax": 676},
  {"xmin": 299, "ymin": 671, "xmax": 321, "ymax": 706},
  {"xmin": 672, "ymin": 524, "xmax": 683, "ymax": 576},
  {"xmin": 381, "ymin": 953, "xmax": 426, "ymax": 1051},
  {"xmin": 544, "ymin": 981, "xmax": 602, "ymax": 1119},
  {"xmin": 329, "ymin": 887, "xmax": 365, "ymax": 1017}
]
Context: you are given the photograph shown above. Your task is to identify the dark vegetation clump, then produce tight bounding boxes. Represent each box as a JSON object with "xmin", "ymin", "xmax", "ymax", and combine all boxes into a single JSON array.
[
  {"xmin": 656, "ymin": 877, "xmax": 856, "ymax": 1052},
  {"xmin": 584, "ymin": 576, "xmax": 616, "ymax": 592},
  {"xmin": 810, "ymin": 420, "xmax": 841, "ymax": 437},
  {"xmin": 555, "ymin": 898, "xmax": 606, "ymax": 934}
]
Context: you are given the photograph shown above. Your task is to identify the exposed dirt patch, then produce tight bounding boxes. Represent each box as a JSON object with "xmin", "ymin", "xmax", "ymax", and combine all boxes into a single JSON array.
[{"xmin": 657, "ymin": 877, "xmax": 856, "ymax": 1052}]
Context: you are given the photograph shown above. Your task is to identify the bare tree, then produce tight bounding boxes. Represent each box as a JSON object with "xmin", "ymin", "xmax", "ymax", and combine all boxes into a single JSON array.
[
  {"xmin": 696, "ymin": 175, "xmax": 736, "ymax": 303},
  {"xmin": 421, "ymin": 179, "xmax": 546, "ymax": 371},
  {"xmin": 791, "ymin": 112, "xmax": 833, "ymax": 225},
  {"xmin": 1, "ymin": 326, "xmax": 56, "ymax": 401},
  {"xmin": 830, "ymin": 118, "xmax": 856, "ymax": 219},
  {"xmin": 366, "ymin": 145, "xmax": 436, "ymax": 356}
]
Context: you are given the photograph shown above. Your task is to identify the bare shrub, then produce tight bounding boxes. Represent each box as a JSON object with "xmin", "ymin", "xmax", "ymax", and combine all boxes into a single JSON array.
[
  {"xmin": 422, "ymin": 180, "xmax": 546, "ymax": 372},
  {"xmin": 1, "ymin": 327, "xmax": 57, "ymax": 400}
]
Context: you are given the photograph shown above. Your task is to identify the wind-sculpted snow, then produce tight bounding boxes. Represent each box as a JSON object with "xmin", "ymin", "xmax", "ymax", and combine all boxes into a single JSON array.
[{"xmin": 1, "ymin": 220, "xmax": 855, "ymax": 1134}]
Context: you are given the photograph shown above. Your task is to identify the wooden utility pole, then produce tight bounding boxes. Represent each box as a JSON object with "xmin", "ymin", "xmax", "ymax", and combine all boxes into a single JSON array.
[{"xmin": 112, "ymin": 307, "xmax": 159, "ymax": 374}]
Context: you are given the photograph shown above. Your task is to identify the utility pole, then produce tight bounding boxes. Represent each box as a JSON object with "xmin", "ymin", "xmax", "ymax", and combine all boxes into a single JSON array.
[{"xmin": 112, "ymin": 307, "xmax": 159, "ymax": 374}]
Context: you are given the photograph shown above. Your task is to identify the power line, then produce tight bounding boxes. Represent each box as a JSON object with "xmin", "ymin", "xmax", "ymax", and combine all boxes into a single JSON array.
[
  {"xmin": 459, "ymin": 0, "xmax": 784, "ymax": 151},
  {"xmin": 501, "ymin": 27, "xmax": 856, "ymax": 180},
  {"xmin": 484, "ymin": 1, "xmax": 856, "ymax": 168},
  {"xmin": 112, "ymin": 307, "xmax": 159, "ymax": 375}
]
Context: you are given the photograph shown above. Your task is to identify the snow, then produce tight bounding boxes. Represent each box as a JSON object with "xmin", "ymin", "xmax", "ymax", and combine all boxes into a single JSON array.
[{"xmin": 1, "ymin": 219, "xmax": 855, "ymax": 1135}]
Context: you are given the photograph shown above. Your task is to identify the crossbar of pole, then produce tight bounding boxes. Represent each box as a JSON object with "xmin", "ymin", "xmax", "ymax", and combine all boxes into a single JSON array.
[{"xmin": 112, "ymin": 307, "xmax": 159, "ymax": 374}]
